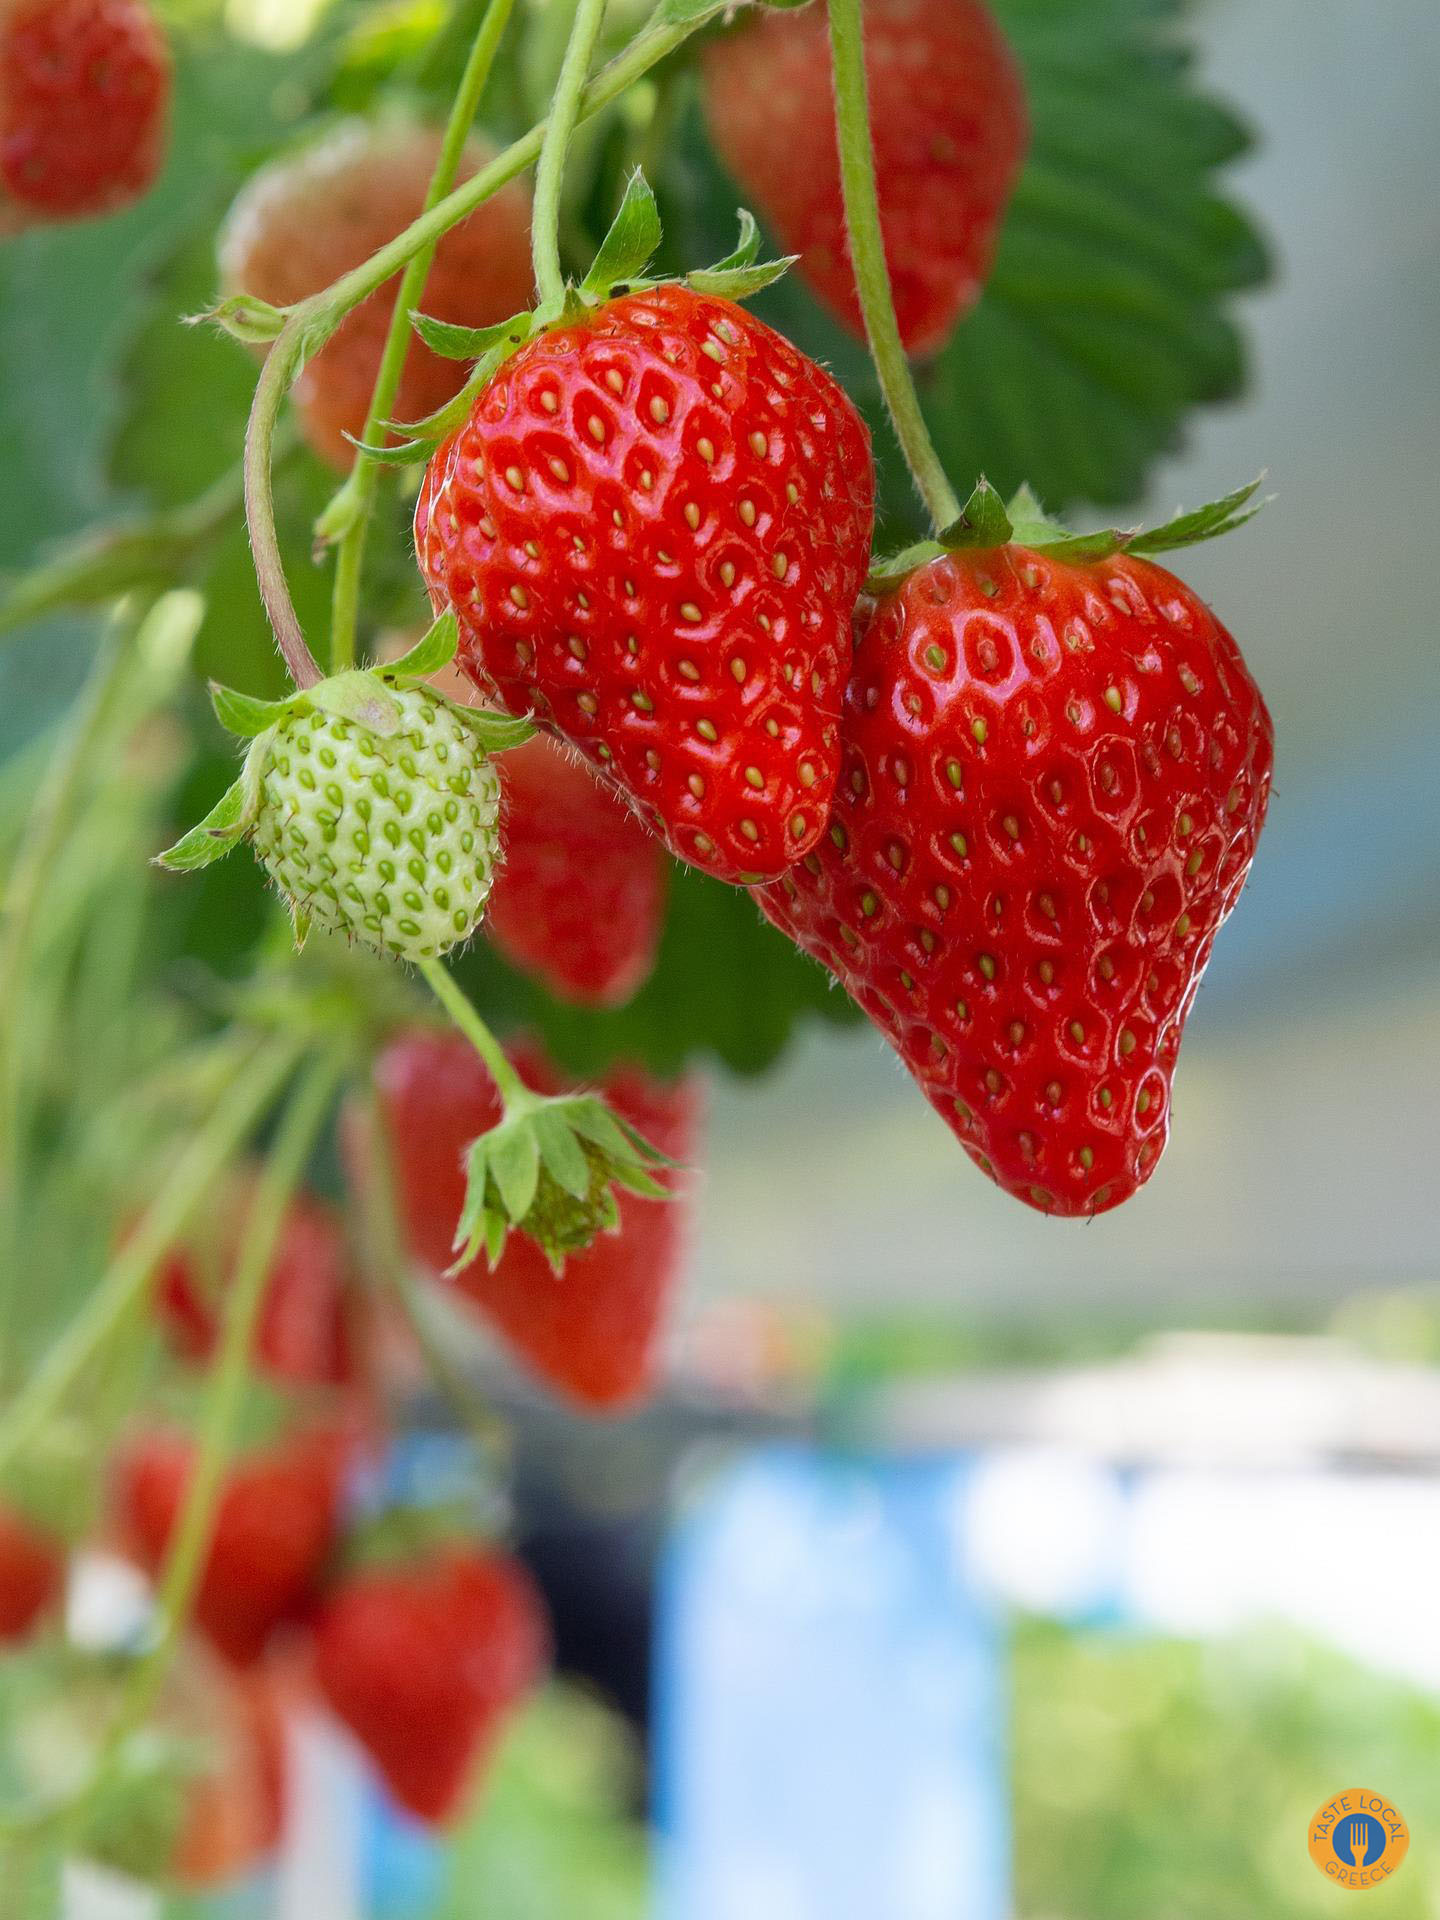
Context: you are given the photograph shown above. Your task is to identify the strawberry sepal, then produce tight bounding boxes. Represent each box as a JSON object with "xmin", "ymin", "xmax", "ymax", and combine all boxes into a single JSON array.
[
  {"xmin": 865, "ymin": 474, "xmax": 1269, "ymax": 593},
  {"xmin": 449, "ymin": 1090, "xmax": 672, "ymax": 1277}
]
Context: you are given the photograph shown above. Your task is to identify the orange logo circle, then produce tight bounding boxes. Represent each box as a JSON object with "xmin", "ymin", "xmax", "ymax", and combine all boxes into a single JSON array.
[{"xmin": 1309, "ymin": 1789, "xmax": 1409, "ymax": 1890}]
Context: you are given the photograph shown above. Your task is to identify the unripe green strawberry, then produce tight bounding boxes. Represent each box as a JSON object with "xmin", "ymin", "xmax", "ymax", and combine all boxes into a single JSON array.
[
  {"xmin": 157, "ymin": 619, "xmax": 525, "ymax": 964},
  {"xmin": 250, "ymin": 686, "xmax": 500, "ymax": 961}
]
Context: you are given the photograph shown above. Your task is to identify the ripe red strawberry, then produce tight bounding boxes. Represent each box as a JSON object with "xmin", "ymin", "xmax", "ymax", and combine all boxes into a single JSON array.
[
  {"xmin": 315, "ymin": 1547, "xmax": 547, "ymax": 1825},
  {"xmin": 0, "ymin": 0, "xmax": 169, "ymax": 229},
  {"xmin": 154, "ymin": 1180, "xmax": 356, "ymax": 1390},
  {"xmin": 117, "ymin": 1425, "xmax": 351, "ymax": 1667},
  {"xmin": 362, "ymin": 1028, "xmax": 699, "ymax": 1410},
  {"xmin": 415, "ymin": 283, "xmax": 874, "ymax": 885},
  {"xmin": 757, "ymin": 510, "xmax": 1273, "ymax": 1215},
  {"xmin": 487, "ymin": 734, "xmax": 667, "ymax": 1007},
  {"xmin": 0, "ymin": 1500, "xmax": 63, "ymax": 1641},
  {"xmin": 219, "ymin": 120, "xmax": 533, "ymax": 469},
  {"xmin": 701, "ymin": 0, "xmax": 1027, "ymax": 358}
]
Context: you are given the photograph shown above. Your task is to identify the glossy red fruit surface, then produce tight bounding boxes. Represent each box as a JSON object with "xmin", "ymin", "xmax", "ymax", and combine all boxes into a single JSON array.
[
  {"xmin": 757, "ymin": 545, "xmax": 1273, "ymax": 1214},
  {"xmin": 0, "ymin": 1501, "xmax": 63, "ymax": 1642},
  {"xmin": 118, "ymin": 1425, "xmax": 351, "ymax": 1667},
  {"xmin": 366, "ymin": 1028, "xmax": 699, "ymax": 1409},
  {"xmin": 315, "ymin": 1548, "xmax": 547, "ymax": 1825},
  {"xmin": 156, "ymin": 1182, "xmax": 356, "ymax": 1389},
  {"xmin": 415, "ymin": 283, "xmax": 875, "ymax": 885},
  {"xmin": 0, "ymin": 0, "xmax": 169, "ymax": 225},
  {"xmin": 487, "ymin": 734, "xmax": 667, "ymax": 1008},
  {"xmin": 219, "ymin": 121, "xmax": 533, "ymax": 469},
  {"xmin": 701, "ymin": 0, "xmax": 1027, "ymax": 357}
]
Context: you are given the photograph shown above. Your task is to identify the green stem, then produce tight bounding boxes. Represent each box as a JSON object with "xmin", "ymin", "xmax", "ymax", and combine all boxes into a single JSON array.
[
  {"xmin": 113, "ymin": 1053, "xmax": 344, "ymax": 1740},
  {"xmin": 360, "ymin": 1084, "xmax": 510, "ymax": 1461},
  {"xmin": 328, "ymin": 0, "xmax": 521, "ymax": 673},
  {"xmin": 531, "ymin": 0, "xmax": 610, "ymax": 309},
  {"xmin": 416, "ymin": 956, "xmax": 525, "ymax": 1104},
  {"xmin": 246, "ymin": 322, "xmax": 325, "ymax": 690},
  {"xmin": 0, "ymin": 1034, "xmax": 303, "ymax": 1481},
  {"xmin": 825, "ymin": 0, "xmax": 960, "ymax": 531}
]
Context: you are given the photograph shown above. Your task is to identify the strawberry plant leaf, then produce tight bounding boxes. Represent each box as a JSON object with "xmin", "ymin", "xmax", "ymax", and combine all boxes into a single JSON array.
[{"xmin": 673, "ymin": 0, "xmax": 1268, "ymax": 521}]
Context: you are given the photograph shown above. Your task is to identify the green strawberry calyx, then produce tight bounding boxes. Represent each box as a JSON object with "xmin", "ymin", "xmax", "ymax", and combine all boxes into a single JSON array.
[
  {"xmin": 352, "ymin": 170, "xmax": 795, "ymax": 468},
  {"xmin": 154, "ymin": 612, "xmax": 531, "ymax": 880},
  {"xmin": 865, "ymin": 475, "xmax": 1270, "ymax": 593},
  {"xmin": 452, "ymin": 1082, "xmax": 673, "ymax": 1276}
]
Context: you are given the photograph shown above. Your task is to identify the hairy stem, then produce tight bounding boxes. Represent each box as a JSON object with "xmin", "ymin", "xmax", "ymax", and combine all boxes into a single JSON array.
[
  {"xmin": 245, "ymin": 321, "xmax": 324, "ymax": 689},
  {"xmin": 0, "ymin": 1034, "xmax": 303, "ymax": 1481},
  {"xmin": 531, "ymin": 0, "xmax": 610, "ymax": 308},
  {"xmin": 113, "ymin": 1053, "xmax": 343, "ymax": 1739},
  {"xmin": 826, "ymin": 0, "xmax": 960, "ymax": 531},
  {"xmin": 416, "ymin": 956, "xmax": 526, "ymax": 1104},
  {"xmin": 328, "ymin": 0, "xmax": 521, "ymax": 672}
]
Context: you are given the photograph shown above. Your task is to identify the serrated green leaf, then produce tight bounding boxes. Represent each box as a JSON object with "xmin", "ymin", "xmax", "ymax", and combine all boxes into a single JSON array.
[
  {"xmin": 209, "ymin": 680, "xmax": 294, "ymax": 738},
  {"xmin": 305, "ymin": 671, "xmax": 403, "ymax": 735},
  {"xmin": 384, "ymin": 611, "xmax": 458, "ymax": 684},
  {"xmin": 582, "ymin": 170, "xmax": 664, "ymax": 300},
  {"xmin": 675, "ymin": 0, "xmax": 1267, "ymax": 519},
  {"xmin": 486, "ymin": 1118, "xmax": 543, "ymax": 1226},
  {"xmin": 410, "ymin": 308, "xmax": 531, "ymax": 362}
]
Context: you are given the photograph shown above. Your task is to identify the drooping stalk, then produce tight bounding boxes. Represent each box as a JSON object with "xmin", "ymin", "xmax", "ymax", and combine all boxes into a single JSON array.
[
  {"xmin": 416, "ymin": 956, "xmax": 527, "ymax": 1105},
  {"xmin": 0, "ymin": 1034, "xmax": 303, "ymax": 1480},
  {"xmin": 328, "ymin": 0, "xmax": 521, "ymax": 673},
  {"xmin": 531, "ymin": 0, "xmax": 611, "ymax": 309},
  {"xmin": 111, "ymin": 1052, "xmax": 344, "ymax": 1739},
  {"xmin": 245, "ymin": 323, "xmax": 324, "ymax": 689},
  {"xmin": 825, "ymin": 0, "xmax": 961, "ymax": 531}
]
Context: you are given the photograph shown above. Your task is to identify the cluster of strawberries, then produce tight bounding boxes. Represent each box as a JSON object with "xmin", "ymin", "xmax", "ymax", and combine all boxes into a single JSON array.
[{"xmin": 0, "ymin": 1050, "xmax": 682, "ymax": 1879}]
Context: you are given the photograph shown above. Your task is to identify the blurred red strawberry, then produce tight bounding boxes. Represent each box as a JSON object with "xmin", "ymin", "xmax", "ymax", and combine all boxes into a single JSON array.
[
  {"xmin": 358, "ymin": 1029, "xmax": 700, "ymax": 1410},
  {"xmin": 0, "ymin": 1500, "xmax": 63, "ymax": 1642},
  {"xmin": 487, "ymin": 735, "xmax": 667, "ymax": 1009},
  {"xmin": 316, "ymin": 1546, "xmax": 546, "ymax": 1825},
  {"xmin": 116, "ymin": 1424, "xmax": 352, "ymax": 1667},
  {"xmin": 153, "ymin": 1178, "xmax": 356, "ymax": 1390}
]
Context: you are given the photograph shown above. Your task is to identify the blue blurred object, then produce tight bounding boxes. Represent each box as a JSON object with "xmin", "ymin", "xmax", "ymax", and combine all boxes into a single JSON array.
[
  {"xmin": 654, "ymin": 1447, "xmax": 1007, "ymax": 1920},
  {"xmin": 361, "ymin": 1784, "xmax": 446, "ymax": 1920}
]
